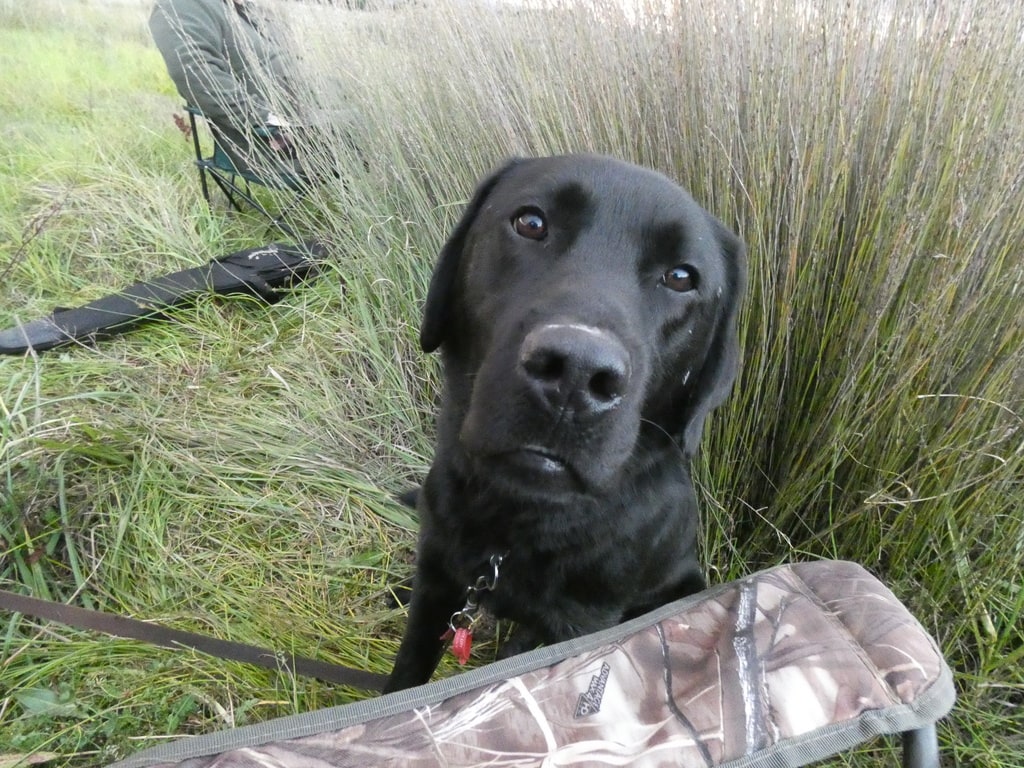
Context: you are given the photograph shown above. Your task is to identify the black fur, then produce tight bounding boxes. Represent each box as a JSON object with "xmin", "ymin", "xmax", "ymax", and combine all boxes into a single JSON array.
[{"xmin": 385, "ymin": 154, "xmax": 745, "ymax": 692}]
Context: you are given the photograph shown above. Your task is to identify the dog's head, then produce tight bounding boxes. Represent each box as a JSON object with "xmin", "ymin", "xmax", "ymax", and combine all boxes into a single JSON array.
[{"xmin": 421, "ymin": 155, "xmax": 745, "ymax": 498}]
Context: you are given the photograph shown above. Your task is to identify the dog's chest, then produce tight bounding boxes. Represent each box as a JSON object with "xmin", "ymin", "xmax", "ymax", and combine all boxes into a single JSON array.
[{"xmin": 445, "ymin": 520, "xmax": 637, "ymax": 623}]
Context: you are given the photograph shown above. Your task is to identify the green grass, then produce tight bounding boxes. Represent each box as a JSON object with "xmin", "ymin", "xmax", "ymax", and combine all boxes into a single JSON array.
[{"xmin": 2, "ymin": 0, "xmax": 1022, "ymax": 765}]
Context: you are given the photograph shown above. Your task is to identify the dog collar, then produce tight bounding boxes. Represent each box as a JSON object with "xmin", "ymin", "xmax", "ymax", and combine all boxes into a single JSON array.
[{"xmin": 442, "ymin": 553, "xmax": 506, "ymax": 664}]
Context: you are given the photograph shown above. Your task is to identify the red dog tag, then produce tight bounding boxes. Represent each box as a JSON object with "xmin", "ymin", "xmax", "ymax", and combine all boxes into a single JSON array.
[{"xmin": 451, "ymin": 626, "xmax": 473, "ymax": 664}]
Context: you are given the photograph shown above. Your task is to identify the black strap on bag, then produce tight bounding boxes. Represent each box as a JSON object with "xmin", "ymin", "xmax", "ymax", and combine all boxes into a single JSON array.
[
  {"xmin": 0, "ymin": 241, "xmax": 327, "ymax": 355},
  {"xmin": 0, "ymin": 588, "xmax": 387, "ymax": 691}
]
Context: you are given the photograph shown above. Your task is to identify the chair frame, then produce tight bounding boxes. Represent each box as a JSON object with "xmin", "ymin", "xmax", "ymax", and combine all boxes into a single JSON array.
[
  {"xmin": 902, "ymin": 725, "xmax": 940, "ymax": 768},
  {"xmin": 186, "ymin": 106, "xmax": 305, "ymax": 239}
]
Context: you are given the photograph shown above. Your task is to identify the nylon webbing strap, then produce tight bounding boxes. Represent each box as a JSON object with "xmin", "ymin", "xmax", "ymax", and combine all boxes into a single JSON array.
[{"xmin": 0, "ymin": 589, "xmax": 386, "ymax": 691}]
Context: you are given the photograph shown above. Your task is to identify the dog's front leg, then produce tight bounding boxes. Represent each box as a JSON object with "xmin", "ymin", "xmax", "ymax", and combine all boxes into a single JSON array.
[
  {"xmin": 384, "ymin": 563, "xmax": 462, "ymax": 693},
  {"xmin": 496, "ymin": 604, "xmax": 624, "ymax": 660}
]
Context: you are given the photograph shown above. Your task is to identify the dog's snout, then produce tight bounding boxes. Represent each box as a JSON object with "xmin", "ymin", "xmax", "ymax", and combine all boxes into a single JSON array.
[{"xmin": 519, "ymin": 324, "xmax": 630, "ymax": 417}]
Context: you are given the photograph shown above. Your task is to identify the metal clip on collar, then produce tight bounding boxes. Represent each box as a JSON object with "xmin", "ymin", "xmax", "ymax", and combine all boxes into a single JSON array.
[{"xmin": 448, "ymin": 553, "xmax": 504, "ymax": 632}]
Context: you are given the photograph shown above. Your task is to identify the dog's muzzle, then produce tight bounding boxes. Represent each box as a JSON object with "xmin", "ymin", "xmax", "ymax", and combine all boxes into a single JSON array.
[{"xmin": 518, "ymin": 323, "xmax": 631, "ymax": 420}]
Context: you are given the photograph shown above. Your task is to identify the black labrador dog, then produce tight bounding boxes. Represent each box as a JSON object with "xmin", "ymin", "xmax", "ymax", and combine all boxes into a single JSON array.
[{"xmin": 385, "ymin": 154, "xmax": 745, "ymax": 692}]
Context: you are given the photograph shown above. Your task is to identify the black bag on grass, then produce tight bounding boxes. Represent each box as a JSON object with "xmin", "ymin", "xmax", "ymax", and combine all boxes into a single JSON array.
[{"xmin": 0, "ymin": 241, "xmax": 326, "ymax": 355}]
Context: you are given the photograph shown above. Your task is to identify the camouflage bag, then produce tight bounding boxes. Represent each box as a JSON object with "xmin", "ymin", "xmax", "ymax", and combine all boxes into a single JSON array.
[{"xmin": 110, "ymin": 560, "xmax": 955, "ymax": 768}]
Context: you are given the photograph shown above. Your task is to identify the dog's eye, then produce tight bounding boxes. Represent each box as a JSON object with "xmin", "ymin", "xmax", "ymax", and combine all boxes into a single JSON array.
[
  {"xmin": 661, "ymin": 266, "xmax": 697, "ymax": 292},
  {"xmin": 512, "ymin": 208, "xmax": 548, "ymax": 240}
]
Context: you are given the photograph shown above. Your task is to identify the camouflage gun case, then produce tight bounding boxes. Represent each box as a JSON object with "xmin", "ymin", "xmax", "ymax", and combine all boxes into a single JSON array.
[{"xmin": 109, "ymin": 560, "xmax": 954, "ymax": 768}]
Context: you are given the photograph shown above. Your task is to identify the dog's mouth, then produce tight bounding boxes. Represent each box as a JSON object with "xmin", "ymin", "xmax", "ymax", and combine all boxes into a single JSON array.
[
  {"xmin": 511, "ymin": 446, "xmax": 570, "ymax": 474},
  {"xmin": 478, "ymin": 445, "xmax": 587, "ymax": 495}
]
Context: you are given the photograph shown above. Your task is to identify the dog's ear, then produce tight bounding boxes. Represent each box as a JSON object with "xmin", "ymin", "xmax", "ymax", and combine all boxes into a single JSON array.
[
  {"xmin": 678, "ymin": 214, "xmax": 747, "ymax": 456},
  {"xmin": 420, "ymin": 160, "xmax": 521, "ymax": 353}
]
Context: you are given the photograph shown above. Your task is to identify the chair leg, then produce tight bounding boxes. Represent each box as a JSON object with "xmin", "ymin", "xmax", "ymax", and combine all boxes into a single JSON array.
[
  {"xmin": 197, "ymin": 167, "xmax": 213, "ymax": 206},
  {"xmin": 189, "ymin": 111, "xmax": 213, "ymax": 206},
  {"xmin": 901, "ymin": 725, "xmax": 939, "ymax": 768},
  {"xmin": 204, "ymin": 170, "xmax": 299, "ymax": 239},
  {"xmin": 207, "ymin": 172, "xmax": 244, "ymax": 214},
  {"xmin": 264, "ymin": 189, "xmax": 307, "ymax": 240},
  {"xmin": 265, "ymin": 216, "xmax": 298, "ymax": 241}
]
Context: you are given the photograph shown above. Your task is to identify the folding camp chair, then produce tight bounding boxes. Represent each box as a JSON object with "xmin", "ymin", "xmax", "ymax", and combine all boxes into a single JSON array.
[{"xmin": 186, "ymin": 105, "xmax": 308, "ymax": 239}]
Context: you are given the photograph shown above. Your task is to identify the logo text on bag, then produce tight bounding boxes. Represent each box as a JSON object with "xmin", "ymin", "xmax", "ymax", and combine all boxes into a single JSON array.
[{"xmin": 574, "ymin": 662, "xmax": 611, "ymax": 718}]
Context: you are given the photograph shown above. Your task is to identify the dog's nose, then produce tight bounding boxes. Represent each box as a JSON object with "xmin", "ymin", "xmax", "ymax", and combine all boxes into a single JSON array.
[{"xmin": 519, "ymin": 324, "xmax": 630, "ymax": 417}]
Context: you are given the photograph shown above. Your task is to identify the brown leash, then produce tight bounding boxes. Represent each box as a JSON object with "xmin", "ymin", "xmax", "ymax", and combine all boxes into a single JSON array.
[{"xmin": 0, "ymin": 589, "xmax": 387, "ymax": 691}]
